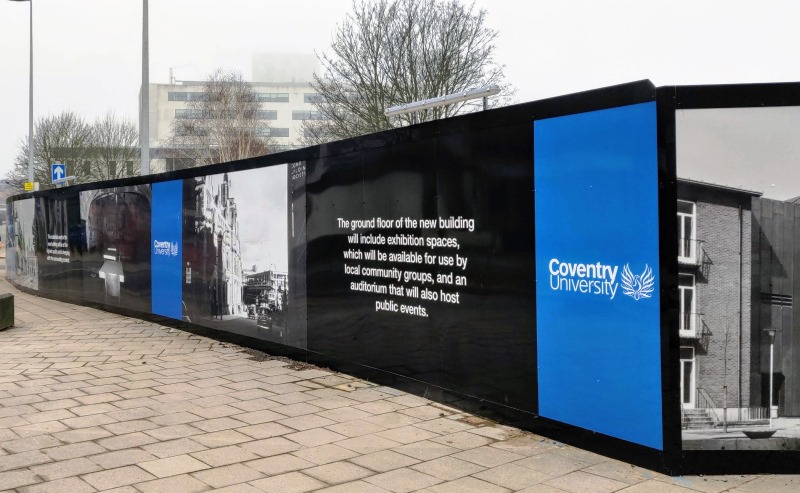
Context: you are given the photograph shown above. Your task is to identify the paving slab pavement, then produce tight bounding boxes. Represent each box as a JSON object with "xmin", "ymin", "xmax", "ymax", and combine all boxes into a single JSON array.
[{"xmin": 1, "ymin": 274, "xmax": 798, "ymax": 492}]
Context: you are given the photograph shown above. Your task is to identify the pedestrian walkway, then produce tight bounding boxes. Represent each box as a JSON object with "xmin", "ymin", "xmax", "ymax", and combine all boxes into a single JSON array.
[{"xmin": 0, "ymin": 275, "xmax": 798, "ymax": 492}]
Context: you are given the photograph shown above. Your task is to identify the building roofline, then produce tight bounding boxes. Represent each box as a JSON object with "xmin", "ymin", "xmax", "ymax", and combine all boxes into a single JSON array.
[{"xmin": 677, "ymin": 177, "xmax": 763, "ymax": 197}]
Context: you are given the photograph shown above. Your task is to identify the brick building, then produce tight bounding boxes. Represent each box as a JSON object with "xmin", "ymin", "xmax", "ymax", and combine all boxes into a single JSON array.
[{"xmin": 680, "ymin": 178, "xmax": 800, "ymax": 425}]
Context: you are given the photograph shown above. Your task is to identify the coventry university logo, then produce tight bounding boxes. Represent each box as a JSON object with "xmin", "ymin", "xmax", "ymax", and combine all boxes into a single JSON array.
[
  {"xmin": 620, "ymin": 263, "xmax": 655, "ymax": 301},
  {"xmin": 154, "ymin": 240, "xmax": 180, "ymax": 257},
  {"xmin": 548, "ymin": 258, "xmax": 655, "ymax": 301}
]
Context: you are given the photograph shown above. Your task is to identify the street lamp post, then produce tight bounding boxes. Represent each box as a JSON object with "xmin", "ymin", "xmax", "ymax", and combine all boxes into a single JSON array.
[
  {"xmin": 140, "ymin": 0, "xmax": 150, "ymax": 175},
  {"xmin": 9, "ymin": 0, "xmax": 34, "ymax": 183}
]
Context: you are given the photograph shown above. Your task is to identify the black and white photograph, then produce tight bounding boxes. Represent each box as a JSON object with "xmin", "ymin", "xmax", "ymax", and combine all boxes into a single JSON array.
[
  {"xmin": 182, "ymin": 164, "xmax": 294, "ymax": 346},
  {"xmin": 677, "ymin": 105, "xmax": 800, "ymax": 450},
  {"xmin": 79, "ymin": 185, "xmax": 152, "ymax": 312},
  {"xmin": 5, "ymin": 198, "xmax": 37, "ymax": 290}
]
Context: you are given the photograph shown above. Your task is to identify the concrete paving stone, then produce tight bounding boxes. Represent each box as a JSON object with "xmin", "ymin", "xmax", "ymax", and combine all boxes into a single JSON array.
[
  {"xmin": 410, "ymin": 455, "xmax": 486, "ymax": 480},
  {"xmin": 245, "ymin": 453, "xmax": 316, "ymax": 475},
  {"xmin": 397, "ymin": 405, "xmax": 451, "ymax": 421},
  {"xmin": 489, "ymin": 434, "xmax": 559, "ymax": 456},
  {"xmin": 582, "ymin": 459, "xmax": 661, "ymax": 485},
  {"xmin": 240, "ymin": 436, "xmax": 303, "ymax": 457},
  {"xmin": 290, "ymin": 444, "xmax": 360, "ymax": 465},
  {"xmin": 191, "ymin": 429, "xmax": 253, "ymax": 448},
  {"xmin": 145, "ymin": 424, "xmax": 204, "ymax": 441},
  {"xmin": 473, "ymin": 462, "xmax": 555, "ymax": 490},
  {"xmin": 661, "ymin": 475, "xmax": 755, "ymax": 493},
  {"xmin": 96, "ymin": 431, "xmax": 158, "ymax": 451},
  {"xmin": 88, "ymin": 448, "xmax": 158, "ymax": 469},
  {"xmin": 229, "ymin": 397, "xmax": 283, "ymax": 412},
  {"xmin": 545, "ymin": 470, "xmax": 629, "ymax": 493},
  {"xmin": 363, "ymin": 412, "xmax": 421, "ymax": 429},
  {"xmin": 135, "ymin": 474, "xmax": 212, "ymax": 493},
  {"xmin": 190, "ymin": 404, "xmax": 243, "ymax": 419},
  {"xmin": 722, "ymin": 475, "xmax": 800, "ymax": 493},
  {"xmin": 0, "ymin": 449, "xmax": 52, "ymax": 472},
  {"xmin": 425, "ymin": 476, "xmax": 512, "ymax": 493},
  {"xmin": 191, "ymin": 416, "xmax": 248, "ymax": 433},
  {"xmin": 514, "ymin": 450, "xmax": 593, "ymax": 477},
  {"xmin": 74, "ymin": 393, "xmax": 122, "ymax": 405},
  {"xmin": 452, "ymin": 445, "xmax": 525, "ymax": 468},
  {"xmin": 430, "ymin": 430, "xmax": 494, "ymax": 450},
  {"xmin": 272, "ymin": 402, "xmax": 323, "ymax": 417},
  {"xmin": 308, "ymin": 398, "xmax": 363, "ymax": 413},
  {"xmin": 237, "ymin": 421, "xmax": 295, "ymax": 440},
  {"xmin": 248, "ymin": 471, "xmax": 327, "ymax": 493},
  {"xmin": 81, "ymin": 465, "xmax": 157, "ymax": 490},
  {"xmin": 62, "ymin": 413, "xmax": 119, "ymax": 429},
  {"xmin": 103, "ymin": 418, "xmax": 161, "ymax": 434},
  {"xmin": 53, "ymin": 426, "xmax": 114, "ymax": 443},
  {"xmin": 139, "ymin": 454, "xmax": 211, "ymax": 478},
  {"xmin": 235, "ymin": 409, "xmax": 284, "ymax": 425},
  {"xmin": 279, "ymin": 414, "xmax": 337, "ymax": 432},
  {"xmin": 375, "ymin": 425, "xmax": 440, "ymax": 444},
  {"xmin": 1, "ymin": 434, "xmax": 62, "ymax": 453},
  {"xmin": 189, "ymin": 394, "xmax": 240, "ymax": 408},
  {"xmin": 515, "ymin": 484, "xmax": 570, "ymax": 493},
  {"xmin": 228, "ymin": 389, "xmax": 278, "ymax": 401},
  {"xmin": 325, "ymin": 419, "xmax": 388, "ymax": 438},
  {"xmin": 415, "ymin": 417, "xmax": 475, "ymax": 436},
  {"xmin": 43, "ymin": 441, "xmax": 107, "ymax": 461},
  {"xmin": 30, "ymin": 456, "xmax": 101, "ymax": 481},
  {"xmin": 18, "ymin": 476, "xmax": 98, "ymax": 493},
  {"xmin": 466, "ymin": 425, "xmax": 515, "ymax": 441},
  {"xmin": 349, "ymin": 450, "xmax": 421, "ymax": 473},
  {"xmin": 106, "ymin": 406, "xmax": 161, "ymax": 421},
  {"xmin": 149, "ymin": 411, "xmax": 204, "ymax": 426},
  {"xmin": 190, "ymin": 445, "xmax": 259, "ymax": 467},
  {"xmin": 353, "ymin": 400, "xmax": 407, "ymax": 415},
  {"xmin": 314, "ymin": 481, "xmax": 395, "ymax": 493},
  {"xmin": 303, "ymin": 460, "xmax": 374, "ymax": 484},
  {"xmin": 0, "ymin": 404, "xmax": 36, "ymax": 418},
  {"xmin": 12, "ymin": 419, "xmax": 71, "ymax": 437},
  {"xmin": 615, "ymin": 479, "xmax": 705, "ymax": 492},
  {"xmin": 336, "ymin": 435, "xmax": 403, "ymax": 455},
  {"xmin": 22, "ymin": 408, "xmax": 77, "ymax": 424},
  {"xmin": 392, "ymin": 440, "xmax": 460, "ymax": 461},
  {"xmin": 191, "ymin": 463, "xmax": 264, "ymax": 488},
  {"xmin": 363, "ymin": 467, "xmax": 443, "ymax": 493},
  {"xmin": 69, "ymin": 403, "xmax": 122, "ymax": 416},
  {"xmin": 32, "ymin": 398, "xmax": 82, "ymax": 412}
]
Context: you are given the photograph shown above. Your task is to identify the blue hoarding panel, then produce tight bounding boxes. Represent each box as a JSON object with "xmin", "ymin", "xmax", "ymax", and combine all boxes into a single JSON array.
[
  {"xmin": 534, "ymin": 102, "xmax": 663, "ymax": 450},
  {"xmin": 151, "ymin": 180, "xmax": 183, "ymax": 320}
]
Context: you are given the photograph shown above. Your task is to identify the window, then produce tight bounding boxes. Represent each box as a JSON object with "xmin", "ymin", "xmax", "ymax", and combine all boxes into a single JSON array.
[
  {"xmin": 168, "ymin": 92, "xmax": 208, "ymax": 102},
  {"xmin": 679, "ymin": 274, "xmax": 696, "ymax": 337},
  {"xmin": 680, "ymin": 347, "xmax": 695, "ymax": 408},
  {"xmin": 175, "ymin": 109, "xmax": 209, "ymax": 119},
  {"xmin": 678, "ymin": 200, "xmax": 696, "ymax": 262},
  {"xmin": 255, "ymin": 110, "xmax": 278, "ymax": 120},
  {"xmin": 292, "ymin": 110, "xmax": 326, "ymax": 120},
  {"xmin": 255, "ymin": 127, "xmax": 289, "ymax": 138},
  {"xmin": 258, "ymin": 93, "xmax": 289, "ymax": 103},
  {"xmin": 304, "ymin": 93, "xmax": 322, "ymax": 104}
]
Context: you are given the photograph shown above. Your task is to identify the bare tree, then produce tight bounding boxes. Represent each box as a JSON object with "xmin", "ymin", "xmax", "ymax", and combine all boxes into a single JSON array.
[
  {"xmin": 6, "ymin": 111, "xmax": 94, "ymax": 190},
  {"xmin": 89, "ymin": 112, "xmax": 140, "ymax": 181},
  {"xmin": 304, "ymin": 0, "xmax": 512, "ymax": 145},
  {"xmin": 167, "ymin": 69, "xmax": 276, "ymax": 168}
]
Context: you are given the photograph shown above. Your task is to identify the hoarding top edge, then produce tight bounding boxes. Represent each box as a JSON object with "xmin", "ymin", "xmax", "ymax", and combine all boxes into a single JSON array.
[
  {"xmin": 6, "ymin": 79, "xmax": 657, "ymax": 203},
  {"xmin": 661, "ymin": 81, "xmax": 800, "ymax": 109}
]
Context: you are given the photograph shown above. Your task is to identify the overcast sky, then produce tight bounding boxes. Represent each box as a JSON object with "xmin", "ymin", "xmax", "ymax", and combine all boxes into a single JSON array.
[{"xmin": 1, "ymin": 0, "xmax": 799, "ymax": 184}]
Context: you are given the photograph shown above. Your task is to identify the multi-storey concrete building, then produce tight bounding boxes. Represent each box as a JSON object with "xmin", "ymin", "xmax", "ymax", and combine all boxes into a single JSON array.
[{"xmin": 146, "ymin": 54, "xmax": 321, "ymax": 172}]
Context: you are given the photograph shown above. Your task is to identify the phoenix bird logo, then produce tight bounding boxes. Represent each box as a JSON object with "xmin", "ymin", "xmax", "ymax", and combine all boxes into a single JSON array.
[
  {"xmin": 170, "ymin": 242, "xmax": 179, "ymax": 257},
  {"xmin": 621, "ymin": 263, "xmax": 655, "ymax": 301}
]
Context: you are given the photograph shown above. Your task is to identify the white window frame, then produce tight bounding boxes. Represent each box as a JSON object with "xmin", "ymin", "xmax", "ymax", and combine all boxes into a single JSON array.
[
  {"xmin": 680, "ymin": 346, "xmax": 696, "ymax": 408},
  {"xmin": 678, "ymin": 200, "xmax": 697, "ymax": 263},
  {"xmin": 679, "ymin": 273, "xmax": 696, "ymax": 337}
]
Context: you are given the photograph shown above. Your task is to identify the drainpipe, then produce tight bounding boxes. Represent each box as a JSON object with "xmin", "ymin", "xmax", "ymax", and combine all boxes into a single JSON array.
[{"xmin": 738, "ymin": 203, "xmax": 743, "ymax": 421}]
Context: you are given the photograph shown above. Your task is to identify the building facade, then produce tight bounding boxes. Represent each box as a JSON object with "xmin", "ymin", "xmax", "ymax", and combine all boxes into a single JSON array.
[{"xmin": 146, "ymin": 54, "xmax": 321, "ymax": 173}]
